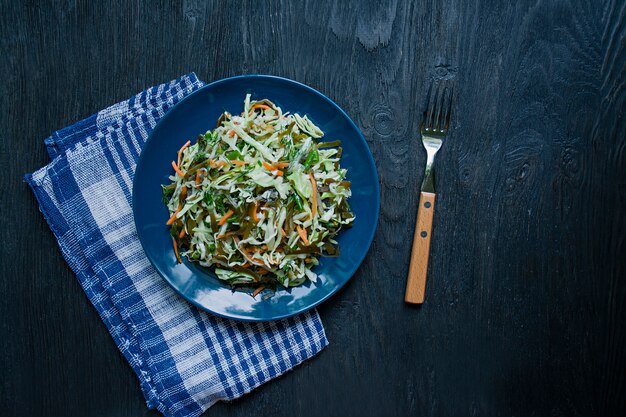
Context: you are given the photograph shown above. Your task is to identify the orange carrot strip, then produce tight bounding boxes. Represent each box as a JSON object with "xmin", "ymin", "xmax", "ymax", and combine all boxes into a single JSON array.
[
  {"xmin": 273, "ymin": 162, "xmax": 290, "ymax": 168},
  {"xmin": 179, "ymin": 228, "xmax": 186, "ymax": 239},
  {"xmin": 296, "ymin": 225, "xmax": 309, "ymax": 245},
  {"xmin": 249, "ymin": 103, "xmax": 270, "ymax": 115},
  {"xmin": 172, "ymin": 237, "xmax": 182, "ymax": 263},
  {"xmin": 166, "ymin": 209, "xmax": 180, "ymax": 225},
  {"xmin": 195, "ymin": 170, "xmax": 202, "ymax": 185},
  {"xmin": 275, "ymin": 170, "xmax": 284, "ymax": 177},
  {"xmin": 171, "ymin": 160, "xmax": 185, "ymax": 177},
  {"xmin": 177, "ymin": 140, "xmax": 191, "ymax": 165},
  {"xmin": 309, "ymin": 173, "xmax": 317, "ymax": 217},
  {"xmin": 228, "ymin": 130, "xmax": 236, "ymax": 137},
  {"xmin": 210, "ymin": 159, "xmax": 227, "ymax": 169},
  {"xmin": 262, "ymin": 161, "xmax": 274, "ymax": 171},
  {"xmin": 218, "ymin": 209, "xmax": 235, "ymax": 226},
  {"xmin": 249, "ymin": 202, "xmax": 259, "ymax": 223},
  {"xmin": 281, "ymin": 227, "xmax": 286, "ymax": 237},
  {"xmin": 231, "ymin": 160, "xmax": 246, "ymax": 166},
  {"xmin": 252, "ymin": 286, "xmax": 265, "ymax": 298},
  {"xmin": 166, "ymin": 186, "xmax": 187, "ymax": 225}
]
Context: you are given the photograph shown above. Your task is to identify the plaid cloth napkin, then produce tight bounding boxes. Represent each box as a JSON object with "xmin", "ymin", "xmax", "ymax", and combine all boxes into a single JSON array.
[{"xmin": 25, "ymin": 73, "xmax": 328, "ymax": 417}]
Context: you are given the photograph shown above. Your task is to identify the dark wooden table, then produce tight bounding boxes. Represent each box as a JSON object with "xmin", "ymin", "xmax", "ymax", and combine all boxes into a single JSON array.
[{"xmin": 2, "ymin": 1, "xmax": 624, "ymax": 416}]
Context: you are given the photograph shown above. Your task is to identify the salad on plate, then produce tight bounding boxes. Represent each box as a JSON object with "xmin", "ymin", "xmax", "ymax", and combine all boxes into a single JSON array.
[{"xmin": 162, "ymin": 95, "xmax": 354, "ymax": 292}]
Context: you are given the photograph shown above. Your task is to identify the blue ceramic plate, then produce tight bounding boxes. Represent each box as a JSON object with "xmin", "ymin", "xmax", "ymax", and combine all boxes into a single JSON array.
[{"xmin": 133, "ymin": 75, "xmax": 379, "ymax": 321}]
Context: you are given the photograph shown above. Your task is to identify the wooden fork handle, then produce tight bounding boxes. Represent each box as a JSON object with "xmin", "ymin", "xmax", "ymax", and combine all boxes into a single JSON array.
[{"xmin": 405, "ymin": 192, "xmax": 436, "ymax": 304}]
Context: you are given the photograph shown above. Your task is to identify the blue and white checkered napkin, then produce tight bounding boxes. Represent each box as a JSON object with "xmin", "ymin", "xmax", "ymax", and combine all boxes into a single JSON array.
[{"xmin": 26, "ymin": 73, "xmax": 328, "ymax": 417}]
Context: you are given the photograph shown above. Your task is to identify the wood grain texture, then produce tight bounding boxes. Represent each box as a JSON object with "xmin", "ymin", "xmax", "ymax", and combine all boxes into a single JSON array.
[
  {"xmin": 1, "ymin": 0, "xmax": 625, "ymax": 416},
  {"xmin": 405, "ymin": 192, "xmax": 436, "ymax": 304}
]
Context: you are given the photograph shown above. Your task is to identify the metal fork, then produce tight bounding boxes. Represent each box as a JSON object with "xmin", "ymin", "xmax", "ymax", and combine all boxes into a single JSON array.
[{"xmin": 405, "ymin": 80, "xmax": 453, "ymax": 304}]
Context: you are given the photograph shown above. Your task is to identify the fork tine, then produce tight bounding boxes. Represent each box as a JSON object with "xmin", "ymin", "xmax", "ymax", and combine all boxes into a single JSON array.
[
  {"xmin": 433, "ymin": 83, "xmax": 444, "ymax": 131},
  {"xmin": 436, "ymin": 84, "xmax": 448, "ymax": 132},
  {"xmin": 424, "ymin": 82, "xmax": 437, "ymax": 130},
  {"xmin": 422, "ymin": 80, "xmax": 454, "ymax": 133},
  {"xmin": 443, "ymin": 85, "xmax": 453, "ymax": 131},
  {"xmin": 436, "ymin": 81, "xmax": 454, "ymax": 132},
  {"xmin": 423, "ymin": 83, "xmax": 435, "ymax": 130}
]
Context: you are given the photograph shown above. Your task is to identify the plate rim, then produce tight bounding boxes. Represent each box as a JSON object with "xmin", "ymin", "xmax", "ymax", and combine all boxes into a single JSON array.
[{"xmin": 132, "ymin": 74, "xmax": 380, "ymax": 321}]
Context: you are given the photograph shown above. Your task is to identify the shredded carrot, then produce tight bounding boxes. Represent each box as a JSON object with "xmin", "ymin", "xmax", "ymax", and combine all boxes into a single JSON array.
[
  {"xmin": 249, "ymin": 202, "xmax": 259, "ymax": 223},
  {"xmin": 252, "ymin": 286, "xmax": 265, "ymax": 298},
  {"xmin": 228, "ymin": 130, "xmax": 236, "ymax": 137},
  {"xmin": 296, "ymin": 225, "xmax": 309, "ymax": 245},
  {"xmin": 179, "ymin": 228, "xmax": 186, "ymax": 239},
  {"xmin": 309, "ymin": 172, "xmax": 317, "ymax": 217},
  {"xmin": 262, "ymin": 161, "xmax": 284, "ymax": 176},
  {"xmin": 166, "ymin": 187, "xmax": 187, "ymax": 225},
  {"xmin": 171, "ymin": 160, "xmax": 185, "ymax": 177},
  {"xmin": 249, "ymin": 103, "xmax": 270, "ymax": 115},
  {"xmin": 218, "ymin": 209, "xmax": 235, "ymax": 226},
  {"xmin": 172, "ymin": 237, "xmax": 182, "ymax": 263},
  {"xmin": 231, "ymin": 160, "xmax": 246, "ymax": 166},
  {"xmin": 281, "ymin": 227, "xmax": 286, "ymax": 237},
  {"xmin": 209, "ymin": 159, "xmax": 227, "ymax": 169},
  {"xmin": 177, "ymin": 140, "xmax": 191, "ymax": 165},
  {"xmin": 166, "ymin": 208, "xmax": 180, "ymax": 225},
  {"xmin": 195, "ymin": 170, "xmax": 202, "ymax": 185},
  {"xmin": 274, "ymin": 162, "xmax": 290, "ymax": 169}
]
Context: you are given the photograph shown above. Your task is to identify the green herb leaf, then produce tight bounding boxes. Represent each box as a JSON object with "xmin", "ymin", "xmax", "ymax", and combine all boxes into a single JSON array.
[
  {"xmin": 194, "ymin": 152, "xmax": 209, "ymax": 163},
  {"xmin": 292, "ymin": 193, "xmax": 304, "ymax": 211},
  {"xmin": 203, "ymin": 190, "xmax": 213, "ymax": 205},
  {"xmin": 303, "ymin": 149, "xmax": 319, "ymax": 170},
  {"xmin": 214, "ymin": 194, "xmax": 226, "ymax": 213},
  {"xmin": 161, "ymin": 185, "xmax": 174, "ymax": 204},
  {"xmin": 226, "ymin": 150, "xmax": 241, "ymax": 160}
]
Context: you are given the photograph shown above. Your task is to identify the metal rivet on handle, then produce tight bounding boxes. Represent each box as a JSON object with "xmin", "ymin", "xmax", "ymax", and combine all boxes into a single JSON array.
[{"xmin": 420, "ymin": 231, "xmax": 427, "ymax": 238}]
